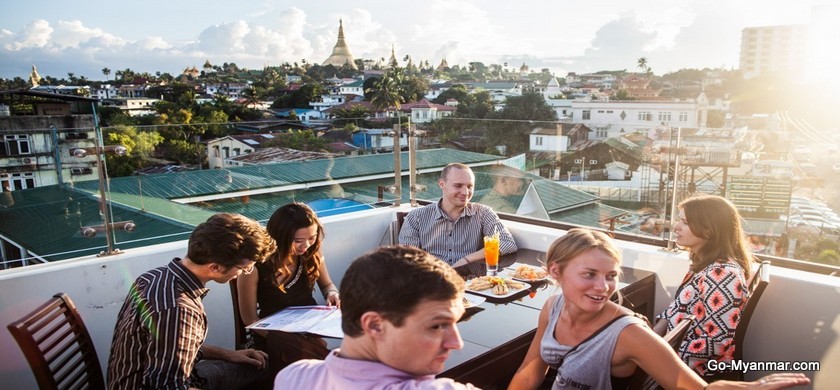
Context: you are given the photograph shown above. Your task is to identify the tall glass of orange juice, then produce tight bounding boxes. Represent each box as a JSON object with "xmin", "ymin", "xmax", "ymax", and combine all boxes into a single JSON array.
[{"xmin": 483, "ymin": 233, "xmax": 500, "ymax": 276}]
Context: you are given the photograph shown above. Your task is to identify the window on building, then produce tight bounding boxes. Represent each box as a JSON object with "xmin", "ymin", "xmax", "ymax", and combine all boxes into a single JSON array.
[
  {"xmin": 582, "ymin": 110, "xmax": 591, "ymax": 120},
  {"xmin": 637, "ymin": 111, "xmax": 651, "ymax": 121},
  {"xmin": 212, "ymin": 145, "xmax": 220, "ymax": 157},
  {"xmin": 658, "ymin": 112, "xmax": 672, "ymax": 122},
  {"xmin": 223, "ymin": 147, "xmax": 230, "ymax": 158},
  {"xmin": 596, "ymin": 129, "xmax": 608, "ymax": 138},
  {"xmin": 679, "ymin": 111, "xmax": 689, "ymax": 122},
  {"xmin": 70, "ymin": 167, "xmax": 93, "ymax": 176},
  {"xmin": 536, "ymin": 136, "xmax": 544, "ymax": 146},
  {"xmin": 7, "ymin": 172, "xmax": 35, "ymax": 190},
  {"xmin": 1, "ymin": 134, "xmax": 31, "ymax": 156},
  {"xmin": 233, "ymin": 148, "xmax": 241, "ymax": 156}
]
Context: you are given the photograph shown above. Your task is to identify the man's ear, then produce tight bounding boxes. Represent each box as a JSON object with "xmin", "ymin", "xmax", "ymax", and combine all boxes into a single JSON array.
[
  {"xmin": 360, "ymin": 311, "xmax": 385, "ymax": 337},
  {"xmin": 438, "ymin": 178, "xmax": 445, "ymax": 190}
]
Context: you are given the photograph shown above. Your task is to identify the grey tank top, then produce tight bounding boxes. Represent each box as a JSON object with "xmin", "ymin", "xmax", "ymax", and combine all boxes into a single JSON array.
[{"xmin": 539, "ymin": 294, "xmax": 647, "ymax": 390}]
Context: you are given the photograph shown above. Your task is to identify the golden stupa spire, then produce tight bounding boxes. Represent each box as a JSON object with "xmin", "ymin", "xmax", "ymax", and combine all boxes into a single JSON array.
[{"xmin": 322, "ymin": 19, "xmax": 357, "ymax": 69}]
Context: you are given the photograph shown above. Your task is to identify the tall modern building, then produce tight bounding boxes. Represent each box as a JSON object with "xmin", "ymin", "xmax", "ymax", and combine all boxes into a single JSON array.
[
  {"xmin": 739, "ymin": 24, "xmax": 807, "ymax": 80},
  {"xmin": 322, "ymin": 19, "xmax": 357, "ymax": 69}
]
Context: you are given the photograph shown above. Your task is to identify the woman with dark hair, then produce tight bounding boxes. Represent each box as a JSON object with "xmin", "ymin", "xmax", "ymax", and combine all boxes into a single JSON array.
[
  {"xmin": 237, "ymin": 202, "xmax": 340, "ymax": 349},
  {"xmin": 654, "ymin": 194, "xmax": 754, "ymax": 378}
]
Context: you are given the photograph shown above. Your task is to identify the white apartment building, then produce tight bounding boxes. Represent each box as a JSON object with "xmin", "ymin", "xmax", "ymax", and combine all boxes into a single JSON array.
[
  {"xmin": 206, "ymin": 136, "xmax": 258, "ymax": 169},
  {"xmin": 568, "ymin": 94, "xmax": 709, "ymax": 140},
  {"xmin": 739, "ymin": 24, "xmax": 807, "ymax": 80},
  {"xmin": 204, "ymin": 82, "xmax": 249, "ymax": 99},
  {"xmin": 309, "ymin": 94, "xmax": 347, "ymax": 112},
  {"xmin": 1, "ymin": 92, "xmax": 100, "ymax": 191},
  {"xmin": 99, "ymin": 98, "xmax": 160, "ymax": 117},
  {"xmin": 339, "ymin": 80, "xmax": 365, "ymax": 96}
]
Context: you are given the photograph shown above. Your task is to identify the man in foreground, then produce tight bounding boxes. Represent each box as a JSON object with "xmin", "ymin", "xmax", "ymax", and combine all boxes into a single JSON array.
[
  {"xmin": 399, "ymin": 162, "xmax": 517, "ymax": 267},
  {"xmin": 107, "ymin": 213, "xmax": 277, "ymax": 389},
  {"xmin": 274, "ymin": 245, "xmax": 478, "ymax": 389}
]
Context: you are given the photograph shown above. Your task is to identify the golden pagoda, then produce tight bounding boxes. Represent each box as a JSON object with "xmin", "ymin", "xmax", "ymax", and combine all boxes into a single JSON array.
[{"xmin": 322, "ymin": 19, "xmax": 357, "ymax": 69}]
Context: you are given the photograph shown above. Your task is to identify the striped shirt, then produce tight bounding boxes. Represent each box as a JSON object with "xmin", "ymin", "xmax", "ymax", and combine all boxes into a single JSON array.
[
  {"xmin": 107, "ymin": 258, "xmax": 209, "ymax": 390},
  {"xmin": 398, "ymin": 200, "xmax": 517, "ymax": 264}
]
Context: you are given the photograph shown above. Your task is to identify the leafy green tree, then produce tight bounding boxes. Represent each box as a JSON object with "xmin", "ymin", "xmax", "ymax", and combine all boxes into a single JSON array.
[
  {"xmin": 101, "ymin": 68, "xmax": 111, "ymax": 81},
  {"xmin": 283, "ymin": 83, "xmax": 322, "ymax": 108},
  {"xmin": 432, "ymin": 84, "xmax": 471, "ymax": 106},
  {"xmin": 264, "ymin": 130, "xmax": 326, "ymax": 151},
  {"xmin": 400, "ymin": 75, "xmax": 430, "ymax": 103},
  {"xmin": 331, "ymin": 105, "xmax": 371, "ymax": 127},
  {"xmin": 104, "ymin": 125, "xmax": 165, "ymax": 176},
  {"xmin": 487, "ymin": 92, "xmax": 557, "ymax": 154},
  {"xmin": 164, "ymin": 139, "xmax": 203, "ymax": 164}
]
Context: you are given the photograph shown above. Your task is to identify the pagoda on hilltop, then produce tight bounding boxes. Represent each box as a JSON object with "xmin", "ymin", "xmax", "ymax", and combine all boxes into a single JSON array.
[{"xmin": 322, "ymin": 19, "xmax": 357, "ymax": 69}]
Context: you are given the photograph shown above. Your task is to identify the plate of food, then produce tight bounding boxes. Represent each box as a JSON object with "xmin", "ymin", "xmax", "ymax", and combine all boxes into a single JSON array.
[
  {"xmin": 465, "ymin": 275, "xmax": 531, "ymax": 299},
  {"xmin": 505, "ymin": 263, "xmax": 550, "ymax": 283},
  {"xmin": 462, "ymin": 294, "xmax": 486, "ymax": 308}
]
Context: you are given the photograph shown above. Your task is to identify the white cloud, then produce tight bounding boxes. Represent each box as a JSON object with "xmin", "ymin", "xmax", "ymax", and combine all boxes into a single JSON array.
[{"xmin": 7, "ymin": 19, "xmax": 53, "ymax": 50}]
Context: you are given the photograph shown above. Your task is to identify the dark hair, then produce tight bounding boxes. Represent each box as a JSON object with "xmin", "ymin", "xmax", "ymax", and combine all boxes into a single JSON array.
[
  {"xmin": 679, "ymin": 195, "xmax": 753, "ymax": 278},
  {"xmin": 440, "ymin": 163, "xmax": 472, "ymax": 181},
  {"xmin": 187, "ymin": 213, "xmax": 276, "ymax": 268},
  {"xmin": 265, "ymin": 202, "xmax": 325, "ymax": 292},
  {"xmin": 546, "ymin": 228, "xmax": 622, "ymax": 276},
  {"xmin": 340, "ymin": 245, "xmax": 465, "ymax": 337}
]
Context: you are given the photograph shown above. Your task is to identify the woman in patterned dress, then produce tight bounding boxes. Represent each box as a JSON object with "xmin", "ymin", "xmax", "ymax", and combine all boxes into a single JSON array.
[{"xmin": 654, "ymin": 195, "xmax": 754, "ymax": 378}]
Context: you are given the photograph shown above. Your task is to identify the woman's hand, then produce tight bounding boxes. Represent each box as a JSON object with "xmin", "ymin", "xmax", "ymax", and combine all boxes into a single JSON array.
[
  {"xmin": 709, "ymin": 373, "xmax": 811, "ymax": 389},
  {"xmin": 325, "ymin": 290, "xmax": 341, "ymax": 307}
]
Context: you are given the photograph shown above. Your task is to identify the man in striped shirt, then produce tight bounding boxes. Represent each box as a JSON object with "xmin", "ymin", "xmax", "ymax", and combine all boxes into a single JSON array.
[
  {"xmin": 399, "ymin": 163, "xmax": 517, "ymax": 267},
  {"xmin": 107, "ymin": 213, "xmax": 277, "ymax": 389}
]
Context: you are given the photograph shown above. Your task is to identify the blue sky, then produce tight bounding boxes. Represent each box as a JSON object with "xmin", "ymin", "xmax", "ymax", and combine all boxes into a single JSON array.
[{"xmin": 0, "ymin": 0, "xmax": 825, "ymax": 80}]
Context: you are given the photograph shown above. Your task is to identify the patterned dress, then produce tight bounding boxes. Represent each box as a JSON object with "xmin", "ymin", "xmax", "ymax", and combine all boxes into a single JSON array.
[{"xmin": 657, "ymin": 261, "xmax": 748, "ymax": 376}]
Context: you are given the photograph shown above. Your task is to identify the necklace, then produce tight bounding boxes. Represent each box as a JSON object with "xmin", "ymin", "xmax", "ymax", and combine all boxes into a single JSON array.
[{"xmin": 280, "ymin": 257, "xmax": 304, "ymax": 290}]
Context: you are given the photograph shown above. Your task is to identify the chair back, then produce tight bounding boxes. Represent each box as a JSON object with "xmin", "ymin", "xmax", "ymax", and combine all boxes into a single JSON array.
[
  {"xmin": 734, "ymin": 261, "xmax": 770, "ymax": 362},
  {"xmin": 7, "ymin": 293, "xmax": 105, "ymax": 390},
  {"xmin": 229, "ymin": 279, "xmax": 250, "ymax": 349},
  {"xmin": 628, "ymin": 315, "xmax": 696, "ymax": 390},
  {"xmin": 664, "ymin": 314, "xmax": 696, "ymax": 351},
  {"xmin": 391, "ymin": 211, "xmax": 409, "ymax": 244}
]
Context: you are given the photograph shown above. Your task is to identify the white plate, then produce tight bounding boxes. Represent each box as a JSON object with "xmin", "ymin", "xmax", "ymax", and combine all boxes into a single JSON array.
[
  {"xmin": 465, "ymin": 277, "xmax": 531, "ymax": 299},
  {"xmin": 463, "ymin": 294, "xmax": 486, "ymax": 308},
  {"xmin": 503, "ymin": 262, "xmax": 550, "ymax": 283}
]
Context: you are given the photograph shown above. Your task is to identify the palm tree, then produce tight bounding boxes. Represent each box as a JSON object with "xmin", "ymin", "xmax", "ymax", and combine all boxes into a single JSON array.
[
  {"xmin": 241, "ymin": 87, "xmax": 262, "ymax": 109},
  {"xmin": 368, "ymin": 67, "xmax": 405, "ymax": 121},
  {"xmin": 637, "ymin": 57, "xmax": 651, "ymax": 75},
  {"xmin": 102, "ymin": 67, "xmax": 111, "ymax": 81}
]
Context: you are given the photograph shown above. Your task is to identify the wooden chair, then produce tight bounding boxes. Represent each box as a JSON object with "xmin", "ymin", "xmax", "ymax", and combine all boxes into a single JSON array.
[
  {"xmin": 229, "ymin": 279, "xmax": 252, "ymax": 350},
  {"xmin": 628, "ymin": 315, "xmax": 697, "ymax": 390},
  {"xmin": 7, "ymin": 293, "xmax": 105, "ymax": 390}
]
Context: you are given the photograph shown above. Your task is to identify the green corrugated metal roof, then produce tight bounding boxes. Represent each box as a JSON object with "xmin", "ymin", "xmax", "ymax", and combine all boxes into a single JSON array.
[
  {"xmin": 549, "ymin": 203, "xmax": 629, "ymax": 229},
  {"xmin": 2, "ymin": 149, "xmax": 620, "ymax": 262},
  {"xmin": 73, "ymin": 149, "xmax": 501, "ymax": 200},
  {"xmin": 0, "ymin": 186, "xmax": 194, "ymax": 261}
]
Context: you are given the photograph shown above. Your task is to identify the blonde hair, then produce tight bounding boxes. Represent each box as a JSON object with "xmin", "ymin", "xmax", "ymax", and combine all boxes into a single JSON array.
[{"xmin": 546, "ymin": 228, "xmax": 622, "ymax": 276}]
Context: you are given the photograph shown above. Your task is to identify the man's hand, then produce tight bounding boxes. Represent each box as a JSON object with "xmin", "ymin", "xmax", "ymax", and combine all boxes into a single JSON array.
[{"xmin": 227, "ymin": 348, "xmax": 268, "ymax": 369}]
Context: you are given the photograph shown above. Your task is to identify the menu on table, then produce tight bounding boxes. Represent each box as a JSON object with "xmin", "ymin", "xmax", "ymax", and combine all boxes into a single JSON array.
[{"xmin": 247, "ymin": 305, "xmax": 343, "ymax": 338}]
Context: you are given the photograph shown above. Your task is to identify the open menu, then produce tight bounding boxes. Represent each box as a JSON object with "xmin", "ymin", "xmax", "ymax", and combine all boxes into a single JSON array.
[{"xmin": 246, "ymin": 305, "xmax": 343, "ymax": 339}]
